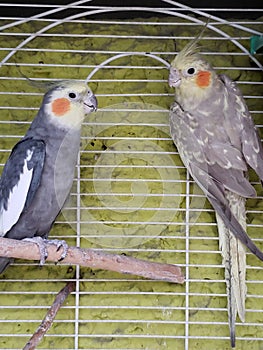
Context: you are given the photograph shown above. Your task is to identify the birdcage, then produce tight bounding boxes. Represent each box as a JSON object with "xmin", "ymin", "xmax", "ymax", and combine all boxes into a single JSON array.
[{"xmin": 0, "ymin": 1, "xmax": 262, "ymax": 349}]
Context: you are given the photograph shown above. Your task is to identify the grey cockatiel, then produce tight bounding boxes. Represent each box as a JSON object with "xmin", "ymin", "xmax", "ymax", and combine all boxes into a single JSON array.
[
  {"xmin": 168, "ymin": 38, "xmax": 263, "ymax": 347},
  {"xmin": 0, "ymin": 80, "xmax": 97, "ymax": 273}
]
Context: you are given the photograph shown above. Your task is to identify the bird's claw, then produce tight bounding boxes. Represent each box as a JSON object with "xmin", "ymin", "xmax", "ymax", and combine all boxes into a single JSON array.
[
  {"xmin": 23, "ymin": 237, "xmax": 68, "ymax": 266},
  {"xmin": 45, "ymin": 238, "xmax": 68, "ymax": 262}
]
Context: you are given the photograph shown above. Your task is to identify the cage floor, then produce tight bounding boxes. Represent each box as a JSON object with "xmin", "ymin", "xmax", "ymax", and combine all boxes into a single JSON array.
[{"xmin": 0, "ymin": 1, "xmax": 262, "ymax": 349}]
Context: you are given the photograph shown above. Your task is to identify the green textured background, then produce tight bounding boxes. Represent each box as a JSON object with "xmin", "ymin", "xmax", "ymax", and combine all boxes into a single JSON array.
[{"xmin": 0, "ymin": 16, "xmax": 262, "ymax": 350}]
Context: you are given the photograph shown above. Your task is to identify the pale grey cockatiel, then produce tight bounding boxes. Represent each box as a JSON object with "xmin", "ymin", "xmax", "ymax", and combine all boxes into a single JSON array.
[
  {"xmin": 168, "ymin": 38, "xmax": 263, "ymax": 347},
  {"xmin": 0, "ymin": 81, "xmax": 97, "ymax": 273}
]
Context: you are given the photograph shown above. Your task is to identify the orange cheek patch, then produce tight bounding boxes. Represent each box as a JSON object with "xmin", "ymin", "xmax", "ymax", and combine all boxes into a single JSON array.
[
  {"xmin": 51, "ymin": 98, "xmax": 70, "ymax": 117},
  {"xmin": 196, "ymin": 70, "xmax": 211, "ymax": 88}
]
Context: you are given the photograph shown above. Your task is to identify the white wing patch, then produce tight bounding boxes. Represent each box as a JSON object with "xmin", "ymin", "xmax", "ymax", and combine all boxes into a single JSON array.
[{"xmin": 0, "ymin": 150, "xmax": 34, "ymax": 234}]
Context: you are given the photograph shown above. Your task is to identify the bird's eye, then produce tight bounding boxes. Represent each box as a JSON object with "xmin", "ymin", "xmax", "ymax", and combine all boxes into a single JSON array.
[
  {"xmin": 68, "ymin": 92, "xmax": 78, "ymax": 99},
  {"xmin": 186, "ymin": 67, "xmax": 196, "ymax": 75}
]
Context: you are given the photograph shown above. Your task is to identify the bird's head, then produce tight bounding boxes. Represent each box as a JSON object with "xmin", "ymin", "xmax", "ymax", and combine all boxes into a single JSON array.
[
  {"xmin": 43, "ymin": 81, "xmax": 97, "ymax": 129},
  {"xmin": 169, "ymin": 38, "xmax": 216, "ymax": 106}
]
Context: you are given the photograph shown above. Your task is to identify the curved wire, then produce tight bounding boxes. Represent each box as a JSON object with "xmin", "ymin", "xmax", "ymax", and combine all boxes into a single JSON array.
[
  {"xmin": 85, "ymin": 52, "xmax": 170, "ymax": 83},
  {"xmin": 1, "ymin": 2, "xmax": 262, "ymax": 70},
  {"xmin": 0, "ymin": 6, "xmax": 119, "ymax": 67},
  {"xmin": 0, "ymin": 0, "xmax": 93, "ymax": 32},
  {"xmin": 1, "ymin": 6, "xmax": 176, "ymax": 67},
  {"xmin": 162, "ymin": 0, "xmax": 262, "ymax": 35},
  {"xmin": 162, "ymin": 0, "xmax": 263, "ymax": 70}
]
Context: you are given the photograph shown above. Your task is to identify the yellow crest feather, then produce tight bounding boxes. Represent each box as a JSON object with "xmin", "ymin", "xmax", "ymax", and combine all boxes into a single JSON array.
[{"xmin": 172, "ymin": 20, "xmax": 209, "ymax": 66}]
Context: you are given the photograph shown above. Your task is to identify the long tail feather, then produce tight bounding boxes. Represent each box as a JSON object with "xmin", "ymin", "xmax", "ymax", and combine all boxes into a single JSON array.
[{"xmin": 215, "ymin": 190, "xmax": 247, "ymax": 348}]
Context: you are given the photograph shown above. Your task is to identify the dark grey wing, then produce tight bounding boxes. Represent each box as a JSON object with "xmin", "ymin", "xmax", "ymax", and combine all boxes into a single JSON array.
[
  {"xmin": 169, "ymin": 102, "xmax": 263, "ymax": 261},
  {"xmin": 0, "ymin": 138, "xmax": 45, "ymax": 236},
  {"xmin": 220, "ymin": 74, "xmax": 263, "ymax": 180}
]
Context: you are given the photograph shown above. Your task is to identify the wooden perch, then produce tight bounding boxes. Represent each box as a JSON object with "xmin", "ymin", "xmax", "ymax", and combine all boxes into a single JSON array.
[
  {"xmin": 0, "ymin": 237, "xmax": 184, "ymax": 284},
  {"xmin": 23, "ymin": 281, "xmax": 75, "ymax": 350}
]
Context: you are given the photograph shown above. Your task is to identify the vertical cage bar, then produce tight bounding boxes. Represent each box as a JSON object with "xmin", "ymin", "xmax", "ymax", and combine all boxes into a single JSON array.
[
  {"xmin": 184, "ymin": 170, "xmax": 191, "ymax": 350},
  {"xmin": 74, "ymin": 155, "xmax": 81, "ymax": 350}
]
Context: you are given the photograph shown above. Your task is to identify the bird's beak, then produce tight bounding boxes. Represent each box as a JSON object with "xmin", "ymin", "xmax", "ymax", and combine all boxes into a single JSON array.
[
  {"xmin": 169, "ymin": 67, "xmax": 181, "ymax": 88},
  {"xmin": 84, "ymin": 93, "xmax": 98, "ymax": 113}
]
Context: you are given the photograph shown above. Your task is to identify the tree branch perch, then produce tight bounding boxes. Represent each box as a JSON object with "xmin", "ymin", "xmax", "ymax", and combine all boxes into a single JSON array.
[
  {"xmin": 23, "ymin": 281, "xmax": 76, "ymax": 350},
  {"xmin": 0, "ymin": 237, "xmax": 184, "ymax": 284}
]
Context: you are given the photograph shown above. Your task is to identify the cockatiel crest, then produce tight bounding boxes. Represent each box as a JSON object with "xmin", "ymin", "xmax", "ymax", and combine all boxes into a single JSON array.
[
  {"xmin": 168, "ymin": 27, "xmax": 263, "ymax": 348},
  {"xmin": 169, "ymin": 37, "xmax": 217, "ymax": 108}
]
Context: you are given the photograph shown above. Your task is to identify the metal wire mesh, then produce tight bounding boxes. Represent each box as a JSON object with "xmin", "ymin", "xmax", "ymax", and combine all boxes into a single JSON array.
[{"xmin": 0, "ymin": 1, "xmax": 262, "ymax": 349}]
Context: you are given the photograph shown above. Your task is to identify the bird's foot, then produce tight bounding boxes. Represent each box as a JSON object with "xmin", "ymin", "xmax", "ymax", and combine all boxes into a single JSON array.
[
  {"xmin": 23, "ymin": 236, "xmax": 48, "ymax": 266},
  {"xmin": 23, "ymin": 237, "xmax": 68, "ymax": 266}
]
